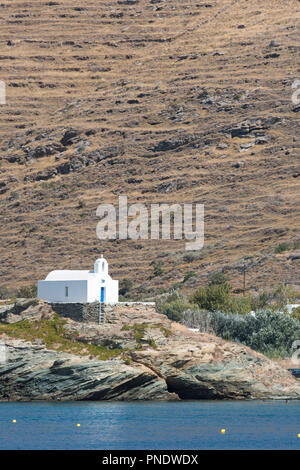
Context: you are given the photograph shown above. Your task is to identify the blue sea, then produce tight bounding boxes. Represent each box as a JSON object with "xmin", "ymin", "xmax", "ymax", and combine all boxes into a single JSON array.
[{"xmin": 0, "ymin": 401, "xmax": 299, "ymax": 450}]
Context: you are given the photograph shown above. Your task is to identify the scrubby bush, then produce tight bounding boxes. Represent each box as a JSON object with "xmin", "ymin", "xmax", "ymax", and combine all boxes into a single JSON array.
[
  {"xmin": 153, "ymin": 262, "xmax": 163, "ymax": 277},
  {"xmin": 291, "ymin": 305, "xmax": 300, "ymax": 320},
  {"xmin": 227, "ymin": 295, "xmax": 253, "ymax": 315},
  {"xmin": 156, "ymin": 288, "xmax": 300, "ymax": 357},
  {"xmin": 183, "ymin": 271, "xmax": 196, "ymax": 283},
  {"xmin": 156, "ymin": 269, "xmax": 300, "ymax": 358},
  {"xmin": 183, "ymin": 252, "xmax": 202, "ymax": 263},
  {"xmin": 207, "ymin": 272, "xmax": 230, "ymax": 286},
  {"xmin": 156, "ymin": 292, "xmax": 198, "ymax": 322},
  {"xmin": 192, "ymin": 283, "xmax": 232, "ymax": 313},
  {"xmin": 251, "ymin": 284, "xmax": 299, "ymax": 311},
  {"xmin": 119, "ymin": 278, "xmax": 133, "ymax": 296},
  {"xmin": 192, "ymin": 275, "xmax": 297, "ymax": 315},
  {"xmin": 274, "ymin": 242, "xmax": 291, "ymax": 253},
  {"xmin": 190, "ymin": 271, "xmax": 251, "ymax": 314},
  {"xmin": 209, "ymin": 310, "xmax": 300, "ymax": 357},
  {"xmin": 160, "ymin": 300, "xmax": 188, "ymax": 322}
]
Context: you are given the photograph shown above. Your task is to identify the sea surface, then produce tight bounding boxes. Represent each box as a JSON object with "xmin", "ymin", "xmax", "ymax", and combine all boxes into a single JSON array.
[{"xmin": 0, "ymin": 401, "xmax": 299, "ymax": 450}]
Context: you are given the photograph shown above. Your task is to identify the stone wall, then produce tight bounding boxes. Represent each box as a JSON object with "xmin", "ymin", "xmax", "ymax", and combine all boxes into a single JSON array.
[
  {"xmin": 50, "ymin": 302, "xmax": 102, "ymax": 323},
  {"xmin": 49, "ymin": 302, "xmax": 155, "ymax": 324}
]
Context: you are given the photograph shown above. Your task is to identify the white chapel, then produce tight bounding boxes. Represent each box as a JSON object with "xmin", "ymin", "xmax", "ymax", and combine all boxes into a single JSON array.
[{"xmin": 37, "ymin": 255, "xmax": 119, "ymax": 304}]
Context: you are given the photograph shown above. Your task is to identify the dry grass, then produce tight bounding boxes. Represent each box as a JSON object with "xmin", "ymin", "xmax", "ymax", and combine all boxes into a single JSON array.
[{"xmin": 0, "ymin": 0, "xmax": 299, "ymax": 296}]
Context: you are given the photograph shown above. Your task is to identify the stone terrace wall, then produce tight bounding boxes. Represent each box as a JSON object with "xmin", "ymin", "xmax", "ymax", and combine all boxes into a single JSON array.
[
  {"xmin": 50, "ymin": 302, "xmax": 100, "ymax": 323},
  {"xmin": 50, "ymin": 302, "xmax": 155, "ymax": 324}
]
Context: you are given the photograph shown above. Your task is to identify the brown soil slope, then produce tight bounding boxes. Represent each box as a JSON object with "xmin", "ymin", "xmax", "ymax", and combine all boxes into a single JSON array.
[{"xmin": 0, "ymin": 0, "xmax": 299, "ymax": 295}]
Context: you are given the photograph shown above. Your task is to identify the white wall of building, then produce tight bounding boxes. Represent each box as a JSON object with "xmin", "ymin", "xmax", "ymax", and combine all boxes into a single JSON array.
[
  {"xmin": 86, "ymin": 278, "xmax": 119, "ymax": 303},
  {"xmin": 111, "ymin": 280, "xmax": 119, "ymax": 303},
  {"xmin": 38, "ymin": 280, "xmax": 88, "ymax": 303}
]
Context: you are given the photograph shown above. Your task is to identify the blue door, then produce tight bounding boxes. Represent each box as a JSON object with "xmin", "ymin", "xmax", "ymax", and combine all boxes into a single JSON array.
[{"xmin": 100, "ymin": 287, "xmax": 105, "ymax": 302}]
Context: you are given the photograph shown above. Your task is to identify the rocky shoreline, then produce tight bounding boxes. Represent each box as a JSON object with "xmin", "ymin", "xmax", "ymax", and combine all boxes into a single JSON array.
[{"xmin": 0, "ymin": 299, "xmax": 299, "ymax": 401}]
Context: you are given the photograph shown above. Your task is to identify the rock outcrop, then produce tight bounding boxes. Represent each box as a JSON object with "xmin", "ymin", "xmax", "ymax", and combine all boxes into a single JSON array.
[
  {"xmin": 0, "ymin": 300, "xmax": 299, "ymax": 401},
  {"xmin": 0, "ymin": 338, "xmax": 174, "ymax": 401}
]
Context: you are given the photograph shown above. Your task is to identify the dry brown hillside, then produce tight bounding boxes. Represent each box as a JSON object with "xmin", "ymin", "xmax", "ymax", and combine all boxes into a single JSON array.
[{"xmin": 0, "ymin": 0, "xmax": 299, "ymax": 296}]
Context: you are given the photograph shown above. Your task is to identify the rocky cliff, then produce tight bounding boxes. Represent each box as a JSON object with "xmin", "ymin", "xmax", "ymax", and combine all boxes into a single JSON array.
[{"xmin": 0, "ymin": 299, "xmax": 299, "ymax": 401}]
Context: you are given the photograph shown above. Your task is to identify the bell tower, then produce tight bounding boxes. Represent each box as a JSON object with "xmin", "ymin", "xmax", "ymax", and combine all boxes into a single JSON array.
[{"xmin": 94, "ymin": 254, "xmax": 108, "ymax": 275}]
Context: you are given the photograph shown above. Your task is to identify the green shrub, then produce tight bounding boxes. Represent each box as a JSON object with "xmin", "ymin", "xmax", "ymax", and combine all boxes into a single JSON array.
[
  {"xmin": 191, "ymin": 271, "xmax": 244, "ymax": 313},
  {"xmin": 226, "ymin": 295, "xmax": 253, "ymax": 315},
  {"xmin": 192, "ymin": 279, "xmax": 297, "ymax": 315},
  {"xmin": 274, "ymin": 242, "xmax": 291, "ymax": 254},
  {"xmin": 156, "ymin": 292, "xmax": 198, "ymax": 322},
  {"xmin": 291, "ymin": 305, "xmax": 300, "ymax": 320},
  {"xmin": 153, "ymin": 262, "xmax": 163, "ymax": 277},
  {"xmin": 207, "ymin": 271, "xmax": 230, "ymax": 286},
  {"xmin": 192, "ymin": 283, "xmax": 232, "ymax": 313},
  {"xmin": 209, "ymin": 310, "xmax": 300, "ymax": 358},
  {"xmin": 160, "ymin": 300, "xmax": 187, "ymax": 322},
  {"xmin": 148, "ymin": 338, "xmax": 158, "ymax": 349},
  {"xmin": 183, "ymin": 271, "xmax": 196, "ymax": 283}
]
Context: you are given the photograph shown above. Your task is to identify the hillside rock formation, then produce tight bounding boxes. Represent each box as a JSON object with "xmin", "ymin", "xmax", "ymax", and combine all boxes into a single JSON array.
[{"xmin": 0, "ymin": 300, "xmax": 299, "ymax": 401}]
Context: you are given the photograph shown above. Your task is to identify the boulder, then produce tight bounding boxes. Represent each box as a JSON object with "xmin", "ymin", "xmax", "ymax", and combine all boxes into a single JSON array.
[{"xmin": 60, "ymin": 129, "xmax": 81, "ymax": 147}]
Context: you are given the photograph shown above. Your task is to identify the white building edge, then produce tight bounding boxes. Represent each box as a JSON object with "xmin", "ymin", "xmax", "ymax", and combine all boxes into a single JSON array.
[{"xmin": 37, "ymin": 256, "xmax": 118, "ymax": 304}]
